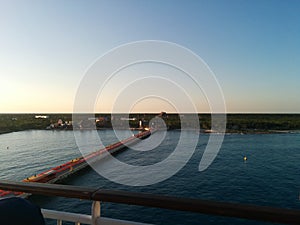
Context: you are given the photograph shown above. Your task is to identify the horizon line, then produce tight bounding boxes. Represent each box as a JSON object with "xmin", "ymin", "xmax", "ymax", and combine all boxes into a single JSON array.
[{"xmin": 1, "ymin": 112, "xmax": 300, "ymax": 115}]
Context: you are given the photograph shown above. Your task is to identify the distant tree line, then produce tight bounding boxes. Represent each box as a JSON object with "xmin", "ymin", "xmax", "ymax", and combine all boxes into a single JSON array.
[{"xmin": 1, "ymin": 113, "xmax": 300, "ymax": 134}]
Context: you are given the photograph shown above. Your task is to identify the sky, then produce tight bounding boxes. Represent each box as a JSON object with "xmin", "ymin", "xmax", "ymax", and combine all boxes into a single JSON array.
[{"xmin": 0, "ymin": 0, "xmax": 300, "ymax": 113}]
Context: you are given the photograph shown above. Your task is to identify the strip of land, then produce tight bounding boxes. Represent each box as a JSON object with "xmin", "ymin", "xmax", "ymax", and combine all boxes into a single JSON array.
[{"xmin": 1, "ymin": 113, "xmax": 300, "ymax": 134}]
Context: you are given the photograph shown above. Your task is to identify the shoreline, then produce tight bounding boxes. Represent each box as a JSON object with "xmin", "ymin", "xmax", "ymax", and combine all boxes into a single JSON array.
[
  {"xmin": 1, "ymin": 127, "xmax": 299, "ymax": 136},
  {"xmin": 2, "ymin": 113, "xmax": 300, "ymax": 135}
]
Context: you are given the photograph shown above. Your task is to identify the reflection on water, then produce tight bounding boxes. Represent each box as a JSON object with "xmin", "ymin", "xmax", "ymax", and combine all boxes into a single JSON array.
[{"xmin": 1, "ymin": 130, "xmax": 300, "ymax": 225}]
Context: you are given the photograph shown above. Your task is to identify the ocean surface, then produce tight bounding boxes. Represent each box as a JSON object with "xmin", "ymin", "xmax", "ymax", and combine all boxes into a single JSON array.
[{"xmin": 0, "ymin": 130, "xmax": 299, "ymax": 225}]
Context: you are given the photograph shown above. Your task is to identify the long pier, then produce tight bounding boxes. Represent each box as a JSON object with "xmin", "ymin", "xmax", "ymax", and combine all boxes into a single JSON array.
[{"xmin": 0, "ymin": 129, "xmax": 152, "ymax": 198}]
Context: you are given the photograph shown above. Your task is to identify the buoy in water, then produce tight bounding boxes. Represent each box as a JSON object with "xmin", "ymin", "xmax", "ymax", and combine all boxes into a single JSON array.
[{"xmin": 243, "ymin": 156, "xmax": 247, "ymax": 161}]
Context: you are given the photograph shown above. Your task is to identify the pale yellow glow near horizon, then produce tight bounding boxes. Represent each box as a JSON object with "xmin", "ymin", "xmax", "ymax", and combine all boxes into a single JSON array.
[{"xmin": 0, "ymin": 79, "xmax": 75, "ymax": 113}]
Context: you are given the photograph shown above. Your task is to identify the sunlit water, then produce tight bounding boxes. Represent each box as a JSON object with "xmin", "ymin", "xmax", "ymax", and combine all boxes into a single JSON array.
[{"xmin": 0, "ymin": 130, "xmax": 300, "ymax": 225}]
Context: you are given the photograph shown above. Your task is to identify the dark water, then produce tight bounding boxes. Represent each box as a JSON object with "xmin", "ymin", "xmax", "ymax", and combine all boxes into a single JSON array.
[{"xmin": 0, "ymin": 130, "xmax": 300, "ymax": 224}]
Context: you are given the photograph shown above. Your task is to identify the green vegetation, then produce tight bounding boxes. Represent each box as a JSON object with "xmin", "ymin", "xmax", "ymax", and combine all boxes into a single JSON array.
[
  {"xmin": 0, "ymin": 114, "xmax": 70, "ymax": 134},
  {"xmin": 226, "ymin": 114, "xmax": 300, "ymax": 133},
  {"xmin": 1, "ymin": 113, "xmax": 300, "ymax": 135}
]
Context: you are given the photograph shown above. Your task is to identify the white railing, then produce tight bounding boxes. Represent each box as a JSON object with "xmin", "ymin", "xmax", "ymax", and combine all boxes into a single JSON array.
[{"xmin": 41, "ymin": 201, "xmax": 150, "ymax": 225}]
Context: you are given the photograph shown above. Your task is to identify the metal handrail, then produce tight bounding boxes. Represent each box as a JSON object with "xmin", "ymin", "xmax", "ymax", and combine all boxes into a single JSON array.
[{"xmin": 0, "ymin": 180, "xmax": 299, "ymax": 225}]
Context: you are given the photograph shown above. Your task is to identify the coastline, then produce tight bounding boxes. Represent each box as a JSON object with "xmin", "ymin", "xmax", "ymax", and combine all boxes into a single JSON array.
[
  {"xmin": 1, "ymin": 127, "xmax": 299, "ymax": 136},
  {"xmin": 1, "ymin": 113, "xmax": 300, "ymax": 135}
]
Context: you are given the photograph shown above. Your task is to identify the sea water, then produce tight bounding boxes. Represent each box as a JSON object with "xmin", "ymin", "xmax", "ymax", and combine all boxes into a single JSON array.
[{"xmin": 0, "ymin": 130, "xmax": 299, "ymax": 225}]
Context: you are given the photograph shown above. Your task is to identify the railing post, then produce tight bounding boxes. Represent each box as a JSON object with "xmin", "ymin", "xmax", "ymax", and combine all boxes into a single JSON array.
[
  {"xmin": 57, "ymin": 219, "xmax": 62, "ymax": 225},
  {"xmin": 91, "ymin": 201, "xmax": 101, "ymax": 225}
]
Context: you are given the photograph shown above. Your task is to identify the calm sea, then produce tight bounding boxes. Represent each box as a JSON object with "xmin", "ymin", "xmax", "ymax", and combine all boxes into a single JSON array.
[{"xmin": 0, "ymin": 130, "xmax": 299, "ymax": 225}]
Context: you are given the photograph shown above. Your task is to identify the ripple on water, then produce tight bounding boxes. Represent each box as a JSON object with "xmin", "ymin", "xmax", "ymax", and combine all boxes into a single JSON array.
[{"xmin": 0, "ymin": 130, "xmax": 300, "ymax": 225}]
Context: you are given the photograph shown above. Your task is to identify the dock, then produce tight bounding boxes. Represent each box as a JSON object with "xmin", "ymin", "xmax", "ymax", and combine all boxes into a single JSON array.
[{"xmin": 0, "ymin": 129, "xmax": 152, "ymax": 198}]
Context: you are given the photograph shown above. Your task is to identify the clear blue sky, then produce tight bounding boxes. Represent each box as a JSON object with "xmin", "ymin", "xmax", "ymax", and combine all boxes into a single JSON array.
[{"xmin": 1, "ymin": 0, "xmax": 299, "ymax": 113}]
